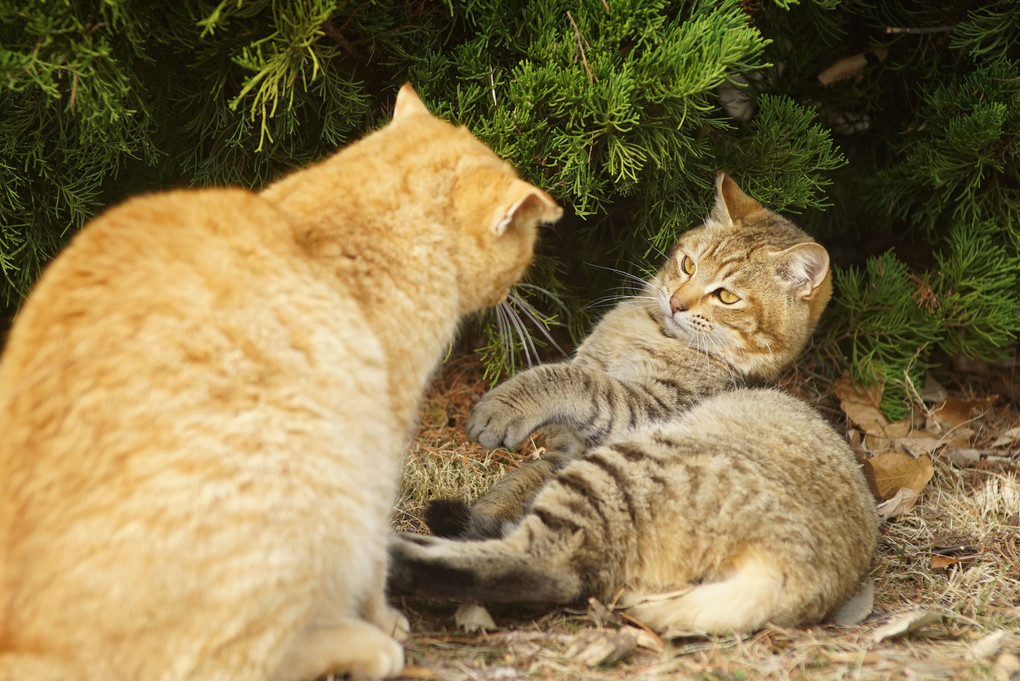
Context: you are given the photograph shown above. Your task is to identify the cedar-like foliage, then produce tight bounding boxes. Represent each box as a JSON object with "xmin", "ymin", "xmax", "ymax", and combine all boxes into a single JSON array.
[{"xmin": 2, "ymin": 0, "xmax": 1017, "ymax": 414}]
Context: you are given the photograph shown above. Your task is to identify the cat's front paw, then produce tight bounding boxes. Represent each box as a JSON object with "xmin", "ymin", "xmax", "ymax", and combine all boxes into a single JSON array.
[
  {"xmin": 383, "ymin": 607, "xmax": 410, "ymax": 642},
  {"xmin": 466, "ymin": 387, "xmax": 541, "ymax": 449}
]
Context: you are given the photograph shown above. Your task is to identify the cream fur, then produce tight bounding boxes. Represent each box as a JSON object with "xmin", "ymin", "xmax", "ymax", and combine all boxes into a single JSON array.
[{"xmin": 0, "ymin": 84, "xmax": 561, "ymax": 681}]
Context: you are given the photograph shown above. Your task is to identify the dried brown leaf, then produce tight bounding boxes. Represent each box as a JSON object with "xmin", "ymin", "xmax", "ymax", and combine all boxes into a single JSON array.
[
  {"xmin": 930, "ymin": 396, "xmax": 998, "ymax": 430},
  {"xmin": 864, "ymin": 452, "xmax": 934, "ymax": 500},
  {"xmin": 454, "ymin": 602, "xmax": 497, "ymax": 632},
  {"xmin": 864, "ymin": 434, "xmax": 894, "ymax": 454},
  {"xmin": 564, "ymin": 628, "xmax": 639, "ymax": 667},
  {"xmin": 991, "ymin": 426, "xmax": 1020, "ymax": 448},
  {"xmin": 931, "ymin": 554, "xmax": 980, "ymax": 570},
  {"xmin": 870, "ymin": 610, "xmax": 944, "ymax": 643},
  {"xmin": 945, "ymin": 447, "xmax": 1014, "ymax": 467},
  {"xmin": 922, "ymin": 373, "xmax": 949, "ymax": 403},
  {"xmin": 876, "ymin": 487, "xmax": 920, "ymax": 520},
  {"xmin": 947, "ymin": 426, "xmax": 976, "ymax": 448},
  {"xmin": 896, "ymin": 433, "xmax": 944, "ymax": 458},
  {"xmin": 885, "ymin": 420, "xmax": 914, "ymax": 439},
  {"xmin": 835, "ymin": 373, "xmax": 890, "ymax": 436}
]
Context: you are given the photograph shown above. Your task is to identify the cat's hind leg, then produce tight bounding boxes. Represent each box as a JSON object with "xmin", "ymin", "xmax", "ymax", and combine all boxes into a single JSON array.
[
  {"xmin": 270, "ymin": 618, "xmax": 404, "ymax": 681},
  {"xmin": 620, "ymin": 553, "xmax": 787, "ymax": 635}
]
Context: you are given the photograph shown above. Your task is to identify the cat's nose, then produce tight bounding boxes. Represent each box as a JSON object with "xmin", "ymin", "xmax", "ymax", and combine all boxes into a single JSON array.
[{"xmin": 670, "ymin": 294, "xmax": 687, "ymax": 314}]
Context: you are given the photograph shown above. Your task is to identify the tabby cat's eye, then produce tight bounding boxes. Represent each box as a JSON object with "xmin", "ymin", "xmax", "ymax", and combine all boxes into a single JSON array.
[
  {"xmin": 716, "ymin": 288, "xmax": 739, "ymax": 304},
  {"xmin": 680, "ymin": 255, "xmax": 695, "ymax": 275}
]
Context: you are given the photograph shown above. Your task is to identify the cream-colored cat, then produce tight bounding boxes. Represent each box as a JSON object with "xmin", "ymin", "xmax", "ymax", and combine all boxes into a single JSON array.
[{"xmin": 0, "ymin": 85, "xmax": 561, "ymax": 681}]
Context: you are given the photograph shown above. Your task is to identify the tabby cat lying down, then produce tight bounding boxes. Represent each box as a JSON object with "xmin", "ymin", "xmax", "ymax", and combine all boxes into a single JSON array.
[
  {"xmin": 387, "ymin": 174, "xmax": 878, "ymax": 634},
  {"xmin": 428, "ymin": 172, "xmax": 841, "ymax": 539},
  {"xmin": 0, "ymin": 85, "xmax": 561, "ymax": 681}
]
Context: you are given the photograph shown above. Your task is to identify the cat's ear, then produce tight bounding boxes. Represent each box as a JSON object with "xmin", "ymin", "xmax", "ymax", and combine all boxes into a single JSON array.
[
  {"xmin": 775, "ymin": 242, "xmax": 831, "ymax": 301},
  {"xmin": 392, "ymin": 83, "xmax": 431, "ymax": 121},
  {"xmin": 492, "ymin": 180, "xmax": 562, "ymax": 236},
  {"xmin": 711, "ymin": 172, "xmax": 764, "ymax": 226}
]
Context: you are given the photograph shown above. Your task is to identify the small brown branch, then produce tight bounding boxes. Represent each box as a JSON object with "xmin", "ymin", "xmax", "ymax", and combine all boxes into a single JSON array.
[
  {"xmin": 885, "ymin": 25, "xmax": 956, "ymax": 34},
  {"xmin": 566, "ymin": 11, "xmax": 595, "ymax": 83}
]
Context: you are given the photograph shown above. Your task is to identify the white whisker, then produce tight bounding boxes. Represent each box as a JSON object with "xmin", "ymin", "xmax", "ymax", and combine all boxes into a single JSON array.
[
  {"xmin": 513, "ymin": 282, "xmax": 571, "ymax": 316},
  {"xmin": 504, "ymin": 297, "xmax": 538, "ymax": 369},
  {"xmin": 581, "ymin": 295, "xmax": 658, "ymax": 312},
  {"xmin": 586, "ymin": 262, "xmax": 650, "ymax": 289},
  {"xmin": 706, "ymin": 334, "xmax": 740, "ymax": 388},
  {"xmin": 643, "ymin": 238, "xmax": 668, "ymax": 261},
  {"xmin": 510, "ymin": 292, "xmax": 569, "ymax": 359},
  {"xmin": 494, "ymin": 301, "xmax": 517, "ymax": 375}
]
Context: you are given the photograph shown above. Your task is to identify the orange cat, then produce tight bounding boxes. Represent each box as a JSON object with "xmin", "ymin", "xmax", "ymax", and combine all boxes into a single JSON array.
[{"xmin": 0, "ymin": 84, "xmax": 560, "ymax": 681}]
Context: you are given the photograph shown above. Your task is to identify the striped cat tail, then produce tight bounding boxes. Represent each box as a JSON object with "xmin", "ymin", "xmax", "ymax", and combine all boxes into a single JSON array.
[{"xmin": 386, "ymin": 529, "xmax": 583, "ymax": 604}]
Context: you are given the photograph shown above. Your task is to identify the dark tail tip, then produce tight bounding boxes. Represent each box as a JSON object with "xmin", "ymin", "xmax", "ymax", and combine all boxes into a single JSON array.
[{"xmin": 425, "ymin": 498, "xmax": 474, "ymax": 538}]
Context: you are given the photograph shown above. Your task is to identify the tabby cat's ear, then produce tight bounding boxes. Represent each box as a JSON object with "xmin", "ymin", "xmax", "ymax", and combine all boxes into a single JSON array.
[
  {"xmin": 392, "ymin": 83, "xmax": 431, "ymax": 120},
  {"xmin": 711, "ymin": 172, "xmax": 764, "ymax": 226},
  {"xmin": 775, "ymin": 242, "xmax": 831, "ymax": 300},
  {"xmin": 492, "ymin": 180, "xmax": 562, "ymax": 236}
]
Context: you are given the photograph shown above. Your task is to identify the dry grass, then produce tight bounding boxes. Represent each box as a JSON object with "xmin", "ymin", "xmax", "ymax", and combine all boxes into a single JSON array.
[{"xmin": 391, "ymin": 353, "xmax": 1020, "ymax": 681}]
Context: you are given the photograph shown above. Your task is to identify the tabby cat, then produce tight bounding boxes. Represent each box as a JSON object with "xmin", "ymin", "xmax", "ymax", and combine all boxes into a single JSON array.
[
  {"xmin": 428, "ymin": 173, "xmax": 835, "ymax": 539},
  {"xmin": 390, "ymin": 387, "xmax": 878, "ymax": 633},
  {"xmin": 0, "ymin": 84, "xmax": 561, "ymax": 681},
  {"xmin": 388, "ymin": 174, "xmax": 879, "ymax": 633}
]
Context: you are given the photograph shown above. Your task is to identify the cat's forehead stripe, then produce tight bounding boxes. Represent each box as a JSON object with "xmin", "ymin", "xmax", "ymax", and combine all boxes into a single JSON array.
[{"xmin": 714, "ymin": 257, "xmax": 750, "ymax": 281}]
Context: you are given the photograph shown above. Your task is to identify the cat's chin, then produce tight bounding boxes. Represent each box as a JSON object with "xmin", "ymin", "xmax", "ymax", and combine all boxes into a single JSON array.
[{"xmin": 659, "ymin": 315, "xmax": 695, "ymax": 343}]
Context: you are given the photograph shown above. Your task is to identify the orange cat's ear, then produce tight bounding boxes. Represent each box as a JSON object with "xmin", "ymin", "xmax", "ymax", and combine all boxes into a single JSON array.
[
  {"xmin": 492, "ymin": 180, "xmax": 563, "ymax": 236},
  {"xmin": 710, "ymin": 172, "xmax": 764, "ymax": 226},
  {"xmin": 776, "ymin": 241, "xmax": 832, "ymax": 304},
  {"xmin": 392, "ymin": 83, "xmax": 431, "ymax": 121}
]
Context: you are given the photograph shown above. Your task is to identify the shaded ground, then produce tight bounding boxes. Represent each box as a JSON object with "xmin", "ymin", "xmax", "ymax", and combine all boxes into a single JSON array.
[{"xmin": 390, "ymin": 352, "xmax": 1020, "ymax": 681}]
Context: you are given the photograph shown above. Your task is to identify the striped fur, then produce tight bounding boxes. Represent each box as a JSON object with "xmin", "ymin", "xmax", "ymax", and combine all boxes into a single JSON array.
[
  {"xmin": 389, "ymin": 388, "xmax": 879, "ymax": 634},
  {"xmin": 432, "ymin": 173, "xmax": 834, "ymax": 538},
  {"xmin": 395, "ymin": 175, "xmax": 878, "ymax": 633}
]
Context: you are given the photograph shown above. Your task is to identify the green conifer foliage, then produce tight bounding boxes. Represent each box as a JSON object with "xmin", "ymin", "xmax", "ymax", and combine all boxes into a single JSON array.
[
  {"xmin": 823, "ymin": 254, "xmax": 943, "ymax": 420},
  {"xmin": 786, "ymin": 1, "xmax": 1020, "ymax": 415},
  {"xmin": 1, "ymin": 1, "xmax": 156, "ymax": 299},
  {"xmin": 2, "ymin": 0, "xmax": 1017, "ymax": 414}
]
